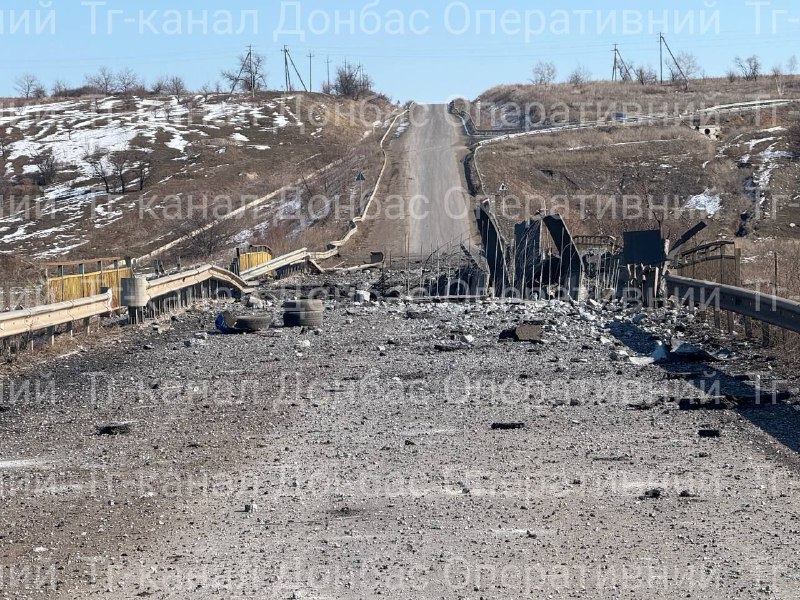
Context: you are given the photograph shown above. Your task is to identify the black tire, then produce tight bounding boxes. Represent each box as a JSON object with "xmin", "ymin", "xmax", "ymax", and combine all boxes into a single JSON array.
[
  {"xmin": 283, "ymin": 310, "xmax": 323, "ymax": 328},
  {"xmin": 284, "ymin": 300, "xmax": 324, "ymax": 311},
  {"xmin": 283, "ymin": 300, "xmax": 324, "ymax": 328},
  {"xmin": 234, "ymin": 315, "xmax": 273, "ymax": 332}
]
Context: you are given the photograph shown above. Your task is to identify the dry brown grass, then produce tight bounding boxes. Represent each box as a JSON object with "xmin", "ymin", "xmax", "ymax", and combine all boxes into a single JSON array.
[{"xmin": 471, "ymin": 77, "xmax": 800, "ymax": 127}]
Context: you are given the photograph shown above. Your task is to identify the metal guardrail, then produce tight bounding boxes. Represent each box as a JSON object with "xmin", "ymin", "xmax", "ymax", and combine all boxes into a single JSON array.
[
  {"xmin": 665, "ymin": 274, "xmax": 800, "ymax": 335},
  {"xmin": 146, "ymin": 265, "xmax": 252, "ymax": 301},
  {"xmin": 239, "ymin": 109, "xmax": 411, "ymax": 283},
  {"xmin": 0, "ymin": 289, "xmax": 113, "ymax": 341},
  {"xmin": 240, "ymin": 248, "xmax": 310, "ymax": 281}
]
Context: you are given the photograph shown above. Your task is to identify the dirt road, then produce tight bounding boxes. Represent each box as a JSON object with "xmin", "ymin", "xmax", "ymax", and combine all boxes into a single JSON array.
[{"xmin": 338, "ymin": 104, "xmax": 478, "ymax": 264}]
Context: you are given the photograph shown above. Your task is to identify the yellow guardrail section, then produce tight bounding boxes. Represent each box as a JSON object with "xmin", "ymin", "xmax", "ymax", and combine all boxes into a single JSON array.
[
  {"xmin": 238, "ymin": 251, "xmax": 273, "ymax": 272},
  {"xmin": 48, "ymin": 268, "xmax": 132, "ymax": 307}
]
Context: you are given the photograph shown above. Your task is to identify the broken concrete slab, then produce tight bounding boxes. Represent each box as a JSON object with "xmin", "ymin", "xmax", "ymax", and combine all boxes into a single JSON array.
[{"xmin": 499, "ymin": 324, "xmax": 544, "ymax": 343}]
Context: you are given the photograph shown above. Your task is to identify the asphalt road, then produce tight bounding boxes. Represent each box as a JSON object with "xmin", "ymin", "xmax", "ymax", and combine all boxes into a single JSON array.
[
  {"xmin": 405, "ymin": 104, "xmax": 477, "ymax": 255},
  {"xmin": 338, "ymin": 104, "xmax": 478, "ymax": 264}
]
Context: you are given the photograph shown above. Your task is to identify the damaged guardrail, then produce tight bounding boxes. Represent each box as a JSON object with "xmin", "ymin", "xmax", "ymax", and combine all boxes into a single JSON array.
[
  {"xmin": 665, "ymin": 274, "xmax": 800, "ymax": 336},
  {"xmin": 240, "ymin": 109, "xmax": 410, "ymax": 283},
  {"xmin": 123, "ymin": 265, "xmax": 252, "ymax": 324},
  {"xmin": 0, "ymin": 289, "xmax": 113, "ymax": 349}
]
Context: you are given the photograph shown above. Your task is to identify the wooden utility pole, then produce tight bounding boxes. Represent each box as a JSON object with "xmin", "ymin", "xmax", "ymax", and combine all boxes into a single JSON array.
[
  {"xmin": 283, "ymin": 45, "xmax": 291, "ymax": 92},
  {"xmin": 248, "ymin": 44, "xmax": 255, "ymax": 99},
  {"xmin": 307, "ymin": 51, "xmax": 315, "ymax": 91},
  {"xmin": 326, "ymin": 56, "xmax": 332, "ymax": 90}
]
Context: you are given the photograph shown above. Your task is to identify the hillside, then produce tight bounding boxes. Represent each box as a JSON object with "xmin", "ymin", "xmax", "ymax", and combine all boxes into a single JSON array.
[
  {"xmin": 0, "ymin": 92, "xmax": 395, "ymax": 262},
  {"xmin": 467, "ymin": 80, "xmax": 800, "ymax": 252}
]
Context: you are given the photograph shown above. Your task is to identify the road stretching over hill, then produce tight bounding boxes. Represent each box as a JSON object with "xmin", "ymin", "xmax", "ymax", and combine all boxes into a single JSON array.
[
  {"xmin": 339, "ymin": 103, "xmax": 478, "ymax": 263},
  {"xmin": 404, "ymin": 104, "xmax": 477, "ymax": 254}
]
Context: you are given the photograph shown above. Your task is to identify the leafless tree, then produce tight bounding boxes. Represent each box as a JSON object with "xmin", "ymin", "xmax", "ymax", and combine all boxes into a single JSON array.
[
  {"xmin": 150, "ymin": 76, "xmax": 168, "ymax": 95},
  {"xmin": 129, "ymin": 150, "xmax": 153, "ymax": 190},
  {"xmin": 634, "ymin": 65, "xmax": 658, "ymax": 86},
  {"xmin": 14, "ymin": 73, "xmax": 42, "ymax": 99},
  {"xmin": 108, "ymin": 151, "xmax": 133, "ymax": 193},
  {"xmin": 734, "ymin": 55, "xmax": 762, "ymax": 81},
  {"xmin": 772, "ymin": 66, "xmax": 787, "ymax": 96},
  {"xmin": 86, "ymin": 67, "xmax": 117, "ymax": 94},
  {"xmin": 726, "ymin": 69, "xmax": 739, "ymax": 83},
  {"xmin": 32, "ymin": 149, "xmax": 58, "ymax": 186},
  {"xmin": 567, "ymin": 65, "xmax": 591, "ymax": 86},
  {"xmin": 788, "ymin": 55, "xmax": 798, "ymax": 76},
  {"xmin": 181, "ymin": 213, "xmax": 236, "ymax": 258},
  {"xmin": 116, "ymin": 68, "xmax": 141, "ymax": 96},
  {"xmin": 221, "ymin": 52, "xmax": 268, "ymax": 94},
  {"xmin": 332, "ymin": 62, "xmax": 373, "ymax": 99},
  {"xmin": 667, "ymin": 52, "xmax": 700, "ymax": 82},
  {"xmin": 51, "ymin": 80, "xmax": 69, "ymax": 97},
  {"xmin": 165, "ymin": 76, "xmax": 188, "ymax": 97},
  {"xmin": 84, "ymin": 150, "xmax": 113, "ymax": 193},
  {"xmin": 531, "ymin": 61, "xmax": 557, "ymax": 86}
]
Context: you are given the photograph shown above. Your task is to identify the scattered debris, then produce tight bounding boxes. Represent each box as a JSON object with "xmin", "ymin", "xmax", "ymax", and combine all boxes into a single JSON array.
[
  {"xmin": 499, "ymin": 323, "xmax": 544, "ymax": 343},
  {"xmin": 491, "ymin": 422, "xmax": 525, "ymax": 430},
  {"xmin": 698, "ymin": 429, "xmax": 722, "ymax": 438},
  {"xmin": 640, "ymin": 488, "xmax": 664, "ymax": 500},
  {"xmin": 96, "ymin": 422, "xmax": 132, "ymax": 436}
]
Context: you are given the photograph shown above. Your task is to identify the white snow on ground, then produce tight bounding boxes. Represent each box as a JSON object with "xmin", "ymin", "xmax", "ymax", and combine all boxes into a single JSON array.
[
  {"xmin": 0, "ymin": 94, "xmax": 325, "ymax": 258},
  {"xmin": 685, "ymin": 189, "xmax": 722, "ymax": 216}
]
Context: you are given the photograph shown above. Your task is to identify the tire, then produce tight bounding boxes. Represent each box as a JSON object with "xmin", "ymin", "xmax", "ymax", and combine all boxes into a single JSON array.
[
  {"xmin": 284, "ymin": 300, "xmax": 324, "ymax": 311},
  {"xmin": 233, "ymin": 315, "xmax": 273, "ymax": 332},
  {"xmin": 283, "ymin": 300, "xmax": 323, "ymax": 328}
]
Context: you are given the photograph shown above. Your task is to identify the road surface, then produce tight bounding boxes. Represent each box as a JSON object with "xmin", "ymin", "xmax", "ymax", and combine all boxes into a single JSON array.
[{"xmin": 338, "ymin": 103, "xmax": 478, "ymax": 264}]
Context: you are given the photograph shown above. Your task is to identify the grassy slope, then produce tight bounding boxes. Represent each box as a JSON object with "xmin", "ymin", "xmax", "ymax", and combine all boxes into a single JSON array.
[{"xmin": 0, "ymin": 92, "xmax": 395, "ymax": 263}]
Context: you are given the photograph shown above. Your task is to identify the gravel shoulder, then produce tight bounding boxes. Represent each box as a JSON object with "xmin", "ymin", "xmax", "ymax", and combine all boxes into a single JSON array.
[{"xmin": 1, "ymin": 289, "xmax": 799, "ymax": 599}]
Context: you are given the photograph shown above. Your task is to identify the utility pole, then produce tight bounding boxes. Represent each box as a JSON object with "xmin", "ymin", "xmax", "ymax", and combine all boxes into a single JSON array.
[
  {"xmin": 326, "ymin": 56, "xmax": 332, "ymax": 90},
  {"xmin": 659, "ymin": 34, "xmax": 663, "ymax": 85},
  {"xmin": 612, "ymin": 44, "xmax": 618, "ymax": 81},
  {"xmin": 661, "ymin": 33, "xmax": 689, "ymax": 90},
  {"xmin": 283, "ymin": 45, "xmax": 291, "ymax": 92},
  {"xmin": 248, "ymin": 44, "xmax": 255, "ymax": 99},
  {"xmin": 307, "ymin": 51, "xmax": 315, "ymax": 91}
]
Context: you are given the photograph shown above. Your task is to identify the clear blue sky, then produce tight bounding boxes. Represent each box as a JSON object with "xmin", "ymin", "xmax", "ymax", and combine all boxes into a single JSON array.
[{"xmin": 1, "ymin": 0, "xmax": 798, "ymax": 102}]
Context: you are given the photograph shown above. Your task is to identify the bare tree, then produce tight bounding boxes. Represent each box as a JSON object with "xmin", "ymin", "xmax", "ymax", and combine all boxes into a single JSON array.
[
  {"xmin": 108, "ymin": 151, "xmax": 133, "ymax": 193},
  {"xmin": 332, "ymin": 62, "xmax": 373, "ymax": 99},
  {"xmin": 788, "ymin": 55, "xmax": 798, "ymax": 76},
  {"xmin": 726, "ymin": 69, "xmax": 739, "ymax": 83},
  {"xmin": 86, "ymin": 67, "xmax": 117, "ymax": 94},
  {"xmin": 129, "ymin": 150, "xmax": 153, "ymax": 191},
  {"xmin": 116, "ymin": 68, "xmax": 141, "ymax": 96},
  {"xmin": 772, "ymin": 66, "xmax": 787, "ymax": 96},
  {"xmin": 221, "ymin": 52, "xmax": 268, "ymax": 94},
  {"xmin": 634, "ymin": 65, "xmax": 658, "ymax": 85},
  {"xmin": 531, "ymin": 61, "xmax": 557, "ymax": 86},
  {"xmin": 14, "ymin": 73, "xmax": 42, "ymax": 99},
  {"xmin": 84, "ymin": 150, "xmax": 113, "ymax": 193},
  {"xmin": 181, "ymin": 214, "xmax": 236, "ymax": 258},
  {"xmin": 150, "ymin": 76, "xmax": 168, "ymax": 95},
  {"xmin": 32, "ymin": 150, "xmax": 58, "ymax": 186},
  {"xmin": 51, "ymin": 80, "xmax": 69, "ymax": 97},
  {"xmin": 567, "ymin": 65, "xmax": 591, "ymax": 86},
  {"xmin": 165, "ymin": 76, "xmax": 187, "ymax": 97},
  {"xmin": 734, "ymin": 55, "xmax": 762, "ymax": 81},
  {"xmin": 667, "ymin": 52, "xmax": 700, "ymax": 82}
]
